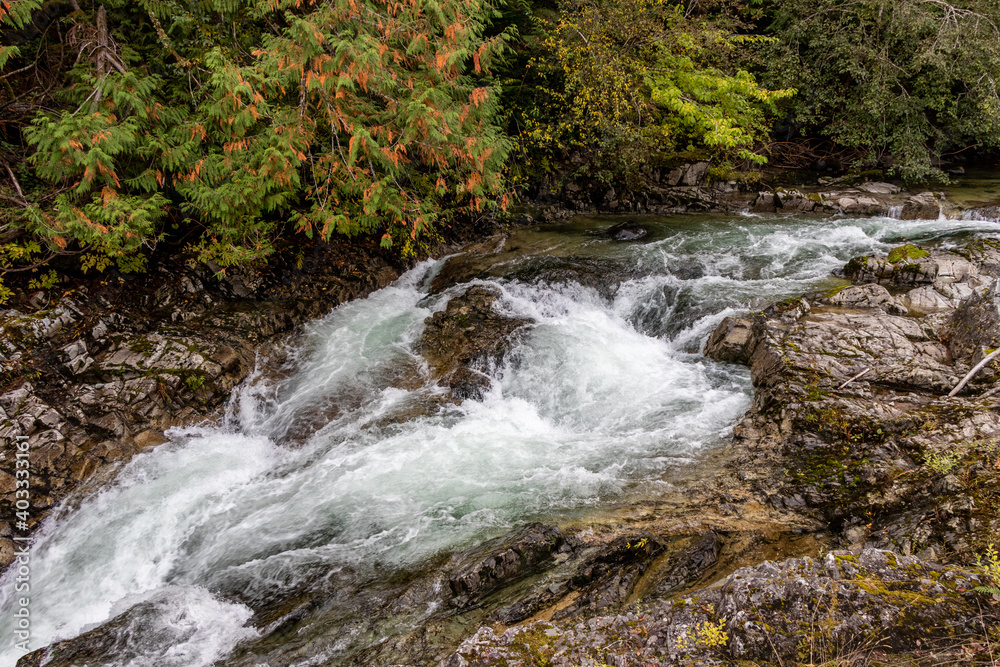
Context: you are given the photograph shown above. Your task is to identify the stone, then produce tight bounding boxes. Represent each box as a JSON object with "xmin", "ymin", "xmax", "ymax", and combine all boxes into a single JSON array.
[
  {"xmin": 902, "ymin": 286, "xmax": 958, "ymax": 312},
  {"xmin": 901, "ymin": 191, "xmax": 940, "ymax": 220},
  {"xmin": 681, "ymin": 161, "xmax": 711, "ymax": 186},
  {"xmin": 418, "ymin": 286, "xmax": 532, "ymax": 401},
  {"xmin": 751, "ymin": 192, "xmax": 777, "ymax": 213},
  {"xmin": 448, "ymin": 523, "xmax": 564, "ymax": 603},
  {"xmin": 858, "ymin": 182, "xmax": 901, "ymax": 195},
  {"xmin": 824, "ymin": 283, "xmax": 896, "ymax": 311},
  {"xmin": 446, "ymin": 550, "xmax": 997, "ymax": 667},
  {"xmin": 703, "ymin": 316, "xmax": 754, "ymax": 364},
  {"xmin": 604, "ymin": 221, "xmax": 648, "ymax": 241}
]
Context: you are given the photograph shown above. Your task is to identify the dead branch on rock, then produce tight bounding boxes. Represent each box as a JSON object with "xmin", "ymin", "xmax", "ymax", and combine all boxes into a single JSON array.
[
  {"xmin": 837, "ymin": 367, "xmax": 871, "ymax": 390},
  {"xmin": 948, "ymin": 348, "xmax": 1000, "ymax": 397}
]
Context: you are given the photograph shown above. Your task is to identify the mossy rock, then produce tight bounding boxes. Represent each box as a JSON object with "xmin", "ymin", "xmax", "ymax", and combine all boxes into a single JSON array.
[{"xmin": 887, "ymin": 244, "xmax": 929, "ymax": 264}]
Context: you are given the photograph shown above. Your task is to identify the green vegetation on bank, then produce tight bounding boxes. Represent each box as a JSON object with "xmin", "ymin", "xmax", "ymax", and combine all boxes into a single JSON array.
[{"xmin": 1, "ymin": 0, "xmax": 999, "ymax": 294}]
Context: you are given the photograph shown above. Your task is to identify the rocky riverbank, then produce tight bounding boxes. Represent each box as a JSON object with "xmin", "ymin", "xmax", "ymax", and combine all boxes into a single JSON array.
[{"xmin": 518, "ymin": 164, "xmax": 1000, "ymax": 224}]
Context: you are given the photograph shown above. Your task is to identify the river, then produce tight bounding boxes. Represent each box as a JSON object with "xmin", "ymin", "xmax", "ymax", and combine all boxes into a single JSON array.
[{"xmin": 3, "ymin": 212, "xmax": 999, "ymax": 666}]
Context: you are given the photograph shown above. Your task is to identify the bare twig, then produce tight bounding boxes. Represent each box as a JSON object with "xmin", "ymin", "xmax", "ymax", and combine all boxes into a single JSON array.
[
  {"xmin": 1, "ymin": 162, "xmax": 24, "ymax": 199},
  {"xmin": 980, "ymin": 385, "xmax": 1000, "ymax": 400},
  {"xmin": 948, "ymin": 348, "xmax": 1000, "ymax": 397},
  {"xmin": 838, "ymin": 367, "xmax": 871, "ymax": 390}
]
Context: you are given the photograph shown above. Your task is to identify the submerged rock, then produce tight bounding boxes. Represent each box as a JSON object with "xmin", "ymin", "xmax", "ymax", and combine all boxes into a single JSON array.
[
  {"xmin": 604, "ymin": 221, "xmax": 649, "ymax": 241},
  {"xmin": 449, "ymin": 523, "xmax": 564, "ymax": 605}
]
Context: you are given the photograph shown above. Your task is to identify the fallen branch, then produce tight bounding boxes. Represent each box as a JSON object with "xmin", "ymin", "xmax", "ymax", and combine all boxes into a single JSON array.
[
  {"xmin": 981, "ymin": 385, "xmax": 1000, "ymax": 399},
  {"xmin": 837, "ymin": 367, "xmax": 871, "ymax": 390},
  {"xmin": 948, "ymin": 348, "xmax": 1000, "ymax": 397},
  {"xmin": 2, "ymin": 161, "xmax": 24, "ymax": 198}
]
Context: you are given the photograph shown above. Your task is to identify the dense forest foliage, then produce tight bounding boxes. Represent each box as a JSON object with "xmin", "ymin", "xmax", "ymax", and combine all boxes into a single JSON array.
[{"xmin": 1, "ymin": 0, "xmax": 999, "ymax": 297}]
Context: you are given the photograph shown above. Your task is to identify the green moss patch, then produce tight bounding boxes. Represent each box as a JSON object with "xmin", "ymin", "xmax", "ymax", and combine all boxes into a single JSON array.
[{"xmin": 887, "ymin": 244, "xmax": 929, "ymax": 264}]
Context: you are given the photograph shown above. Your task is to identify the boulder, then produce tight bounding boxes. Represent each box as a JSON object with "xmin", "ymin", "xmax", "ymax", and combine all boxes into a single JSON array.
[
  {"xmin": 448, "ymin": 523, "xmax": 564, "ymax": 604},
  {"xmin": 823, "ymin": 283, "xmax": 903, "ymax": 313},
  {"xmin": 703, "ymin": 316, "xmax": 754, "ymax": 364},
  {"xmin": 858, "ymin": 181, "xmax": 902, "ymax": 195},
  {"xmin": 776, "ymin": 189, "xmax": 817, "ymax": 212},
  {"xmin": 681, "ymin": 161, "xmax": 711, "ymax": 186},
  {"xmin": 901, "ymin": 285, "xmax": 958, "ymax": 313},
  {"xmin": 901, "ymin": 191, "xmax": 941, "ymax": 220},
  {"xmin": 604, "ymin": 221, "xmax": 649, "ymax": 241}
]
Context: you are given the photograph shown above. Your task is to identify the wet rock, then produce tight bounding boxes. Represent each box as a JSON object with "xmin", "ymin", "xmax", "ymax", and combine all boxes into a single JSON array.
[
  {"xmin": 751, "ymin": 192, "xmax": 777, "ymax": 213},
  {"xmin": 845, "ymin": 246, "xmax": 980, "ymax": 287},
  {"xmin": 703, "ymin": 316, "xmax": 753, "ymax": 364},
  {"xmin": 901, "ymin": 191, "xmax": 941, "ymax": 219},
  {"xmin": 448, "ymin": 523, "xmax": 564, "ymax": 605},
  {"xmin": 706, "ymin": 237, "xmax": 1000, "ymax": 564},
  {"xmin": 418, "ymin": 286, "xmax": 532, "ymax": 400},
  {"xmin": 651, "ymin": 531, "xmax": 720, "ymax": 595},
  {"xmin": 604, "ymin": 221, "xmax": 648, "ymax": 241},
  {"xmin": 776, "ymin": 189, "xmax": 816, "ymax": 212},
  {"xmin": 837, "ymin": 195, "xmax": 883, "ymax": 215}
]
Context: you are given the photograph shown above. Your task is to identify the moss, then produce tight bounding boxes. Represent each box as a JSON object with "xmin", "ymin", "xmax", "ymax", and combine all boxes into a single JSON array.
[
  {"xmin": 844, "ymin": 256, "xmax": 869, "ymax": 277},
  {"xmin": 128, "ymin": 337, "xmax": 156, "ymax": 354},
  {"xmin": 887, "ymin": 244, "xmax": 929, "ymax": 264}
]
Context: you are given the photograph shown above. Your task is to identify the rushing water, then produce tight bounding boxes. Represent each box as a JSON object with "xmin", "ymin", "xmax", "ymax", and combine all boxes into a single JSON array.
[{"xmin": 3, "ymin": 213, "xmax": 1000, "ymax": 666}]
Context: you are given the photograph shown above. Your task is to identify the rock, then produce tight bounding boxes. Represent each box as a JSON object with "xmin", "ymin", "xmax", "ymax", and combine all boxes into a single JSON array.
[
  {"xmin": 947, "ymin": 280, "xmax": 1000, "ymax": 363},
  {"xmin": 651, "ymin": 531, "xmax": 720, "ymax": 595},
  {"xmin": 751, "ymin": 192, "xmax": 777, "ymax": 213},
  {"xmin": 901, "ymin": 286, "xmax": 958, "ymax": 313},
  {"xmin": 447, "ymin": 550, "xmax": 997, "ymax": 667},
  {"xmin": 823, "ymin": 283, "xmax": 898, "ymax": 312},
  {"xmin": 681, "ymin": 161, "xmax": 711, "ymax": 186},
  {"xmin": 662, "ymin": 167, "xmax": 686, "ymax": 187},
  {"xmin": 604, "ymin": 221, "xmax": 648, "ymax": 241},
  {"xmin": 418, "ymin": 286, "xmax": 532, "ymax": 400},
  {"xmin": 448, "ymin": 523, "xmax": 564, "ymax": 604},
  {"xmin": 845, "ymin": 247, "xmax": 979, "ymax": 287},
  {"xmin": 703, "ymin": 316, "xmax": 754, "ymax": 364},
  {"xmin": 858, "ymin": 182, "xmax": 901, "ymax": 195},
  {"xmin": 776, "ymin": 189, "xmax": 816, "ymax": 212},
  {"xmin": 901, "ymin": 191, "xmax": 941, "ymax": 220},
  {"xmin": 59, "ymin": 339, "xmax": 93, "ymax": 375}
]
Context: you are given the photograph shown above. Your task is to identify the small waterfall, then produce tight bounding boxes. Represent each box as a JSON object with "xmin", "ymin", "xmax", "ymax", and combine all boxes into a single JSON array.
[
  {"xmin": 961, "ymin": 207, "xmax": 1000, "ymax": 223},
  {"xmin": 884, "ymin": 205, "xmax": 904, "ymax": 219}
]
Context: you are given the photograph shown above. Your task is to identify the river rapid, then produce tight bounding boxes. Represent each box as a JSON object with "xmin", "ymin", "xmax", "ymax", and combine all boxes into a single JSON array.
[{"xmin": 3, "ymin": 213, "xmax": 999, "ymax": 666}]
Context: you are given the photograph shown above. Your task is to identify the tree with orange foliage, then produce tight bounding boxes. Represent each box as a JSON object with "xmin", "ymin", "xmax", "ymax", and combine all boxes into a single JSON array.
[{"xmin": 0, "ymin": 0, "xmax": 510, "ymax": 293}]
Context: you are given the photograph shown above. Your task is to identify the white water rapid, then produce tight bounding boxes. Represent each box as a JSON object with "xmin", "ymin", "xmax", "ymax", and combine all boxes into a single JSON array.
[{"xmin": 2, "ymin": 213, "xmax": 999, "ymax": 666}]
